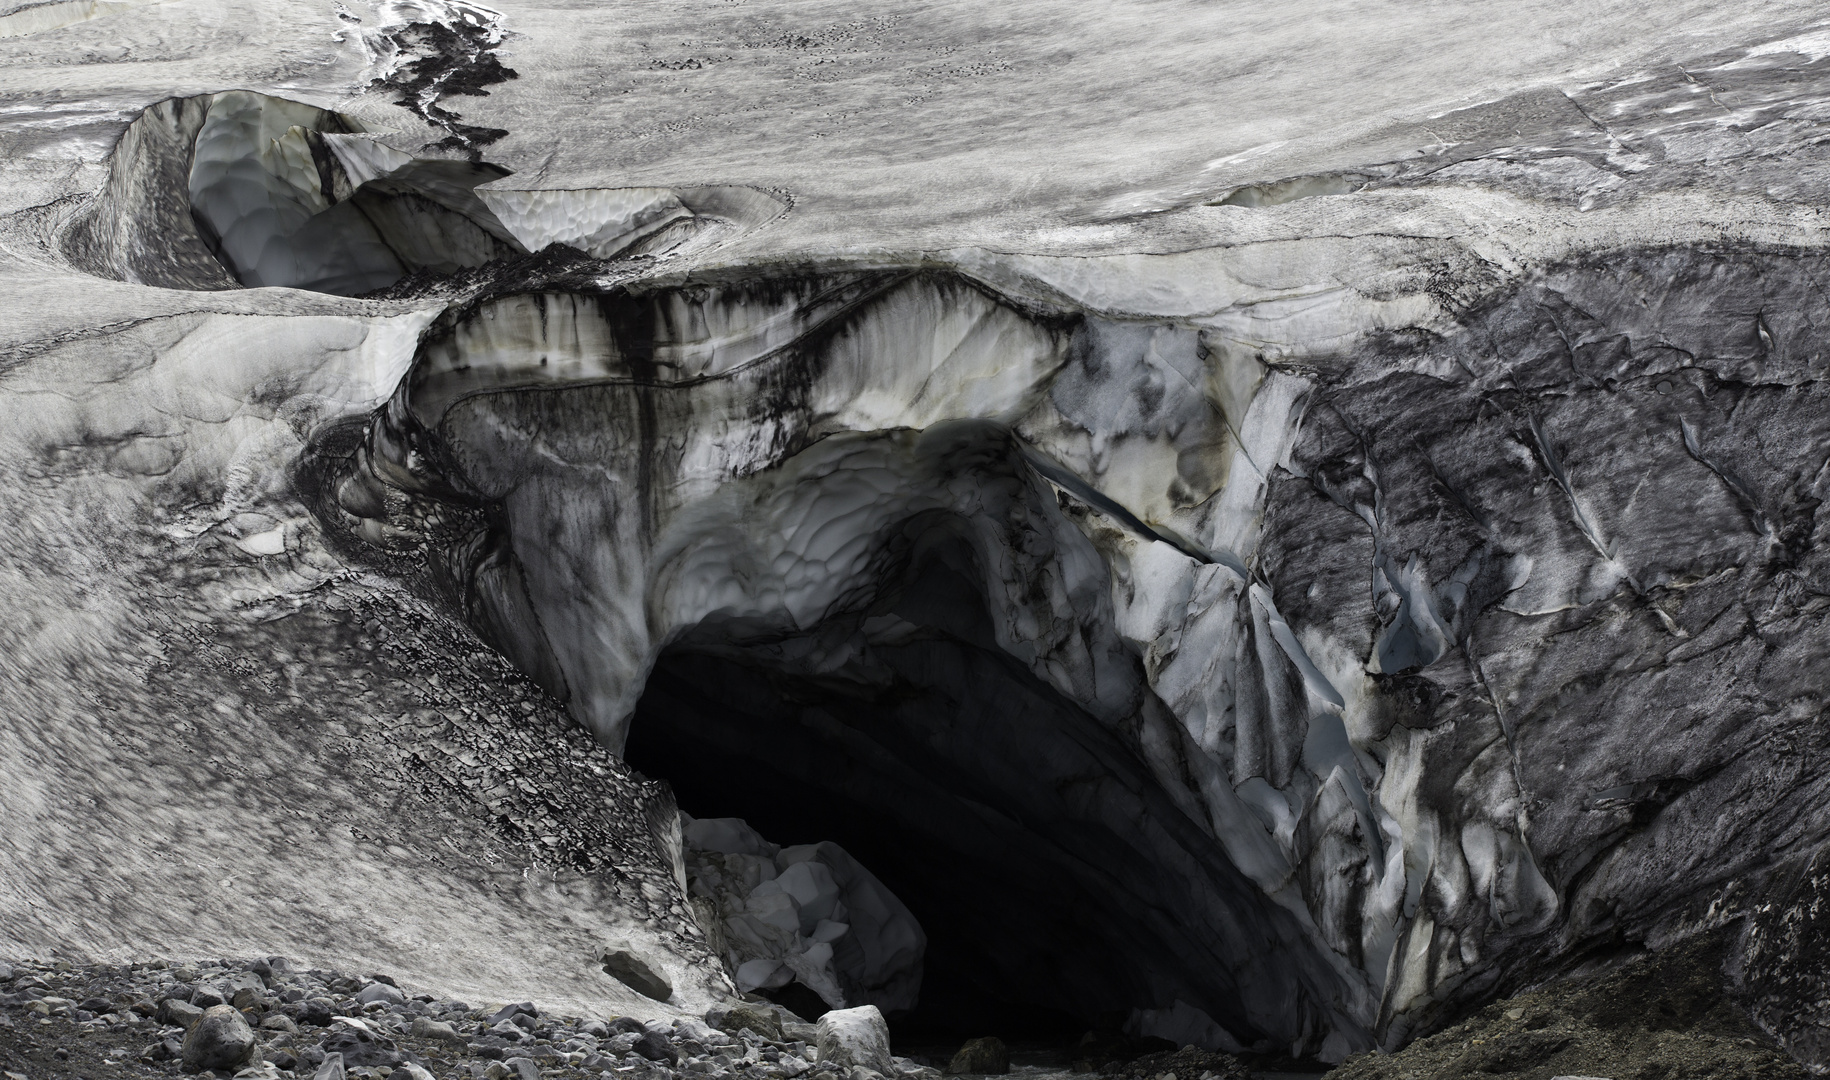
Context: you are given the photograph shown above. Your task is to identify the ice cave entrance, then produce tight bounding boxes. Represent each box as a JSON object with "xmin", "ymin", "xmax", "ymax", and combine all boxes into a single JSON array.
[
  {"xmin": 626, "ymin": 532, "xmax": 1212, "ymax": 1046},
  {"xmin": 312, "ymin": 233, "xmax": 1354, "ymax": 1059}
]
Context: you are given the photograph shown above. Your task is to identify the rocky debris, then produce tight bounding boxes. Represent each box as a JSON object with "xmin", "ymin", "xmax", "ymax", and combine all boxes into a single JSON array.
[
  {"xmin": 943, "ymin": 1037, "xmax": 1008, "ymax": 1075},
  {"xmin": 181, "ymin": 1003, "xmax": 259, "ymax": 1072},
  {"xmin": 352, "ymin": 0, "xmax": 519, "ymax": 154},
  {"xmin": 598, "ymin": 948, "xmax": 671, "ymax": 1004},
  {"xmin": 1329, "ymin": 933, "xmax": 1807, "ymax": 1080},
  {"xmin": 814, "ymin": 1006, "xmax": 893, "ymax": 1075},
  {"xmin": 1067, "ymin": 1032, "xmax": 1177, "ymax": 1074},
  {"xmin": 682, "ymin": 816, "xmax": 925, "ymax": 1013},
  {"xmin": 1741, "ymin": 848, "xmax": 1830, "ymax": 1069},
  {"xmin": 321, "ymin": 1021, "xmax": 398, "ymax": 1066},
  {"xmin": 0, "ymin": 954, "xmax": 951, "ymax": 1080},
  {"xmin": 1099, "ymin": 1046, "xmax": 1251, "ymax": 1080},
  {"xmin": 0, "ymin": 405, "xmax": 726, "ymax": 1014},
  {"xmin": 709, "ymin": 1002, "xmax": 784, "ymax": 1042}
]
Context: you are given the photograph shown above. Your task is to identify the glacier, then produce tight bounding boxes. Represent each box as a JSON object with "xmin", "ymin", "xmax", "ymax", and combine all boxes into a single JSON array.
[{"xmin": 6, "ymin": 0, "xmax": 1830, "ymax": 1070}]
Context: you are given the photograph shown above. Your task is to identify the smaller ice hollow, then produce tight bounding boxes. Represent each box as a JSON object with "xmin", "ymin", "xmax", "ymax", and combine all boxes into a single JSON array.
[{"xmin": 65, "ymin": 90, "xmax": 786, "ymax": 295}]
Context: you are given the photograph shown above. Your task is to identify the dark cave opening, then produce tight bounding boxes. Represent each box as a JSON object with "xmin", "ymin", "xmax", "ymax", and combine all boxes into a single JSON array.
[
  {"xmin": 624, "ymin": 550, "xmax": 1108, "ymax": 1044},
  {"xmin": 316, "ymin": 359, "xmax": 1351, "ymax": 1056},
  {"xmin": 628, "ymin": 633, "xmax": 1093, "ymax": 1045},
  {"xmin": 623, "ymin": 530, "xmax": 1300, "ymax": 1052}
]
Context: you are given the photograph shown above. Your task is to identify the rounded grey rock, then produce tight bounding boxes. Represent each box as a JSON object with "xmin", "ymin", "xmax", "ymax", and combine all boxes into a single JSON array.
[
  {"xmin": 409, "ymin": 1016, "xmax": 466, "ymax": 1044},
  {"xmin": 181, "ymin": 1003, "xmax": 258, "ymax": 1072},
  {"xmin": 944, "ymin": 1038, "xmax": 1007, "ymax": 1076},
  {"xmin": 160, "ymin": 998, "xmax": 205, "ymax": 1030},
  {"xmin": 356, "ymin": 981, "xmax": 405, "ymax": 1006},
  {"xmin": 814, "ymin": 1007, "xmax": 892, "ymax": 1076}
]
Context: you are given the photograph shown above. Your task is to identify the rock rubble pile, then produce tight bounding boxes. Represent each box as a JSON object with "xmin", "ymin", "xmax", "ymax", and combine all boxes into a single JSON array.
[{"xmin": 0, "ymin": 958, "xmax": 956, "ymax": 1080}]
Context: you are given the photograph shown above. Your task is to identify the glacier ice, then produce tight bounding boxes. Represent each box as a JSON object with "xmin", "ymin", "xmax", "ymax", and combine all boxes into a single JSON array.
[{"xmin": 11, "ymin": 0, "xmax": 1830, "ymax": 1068}]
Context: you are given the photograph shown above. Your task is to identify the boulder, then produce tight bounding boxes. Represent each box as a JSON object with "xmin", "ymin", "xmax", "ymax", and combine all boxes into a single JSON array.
[
  {"xmin": 356, "ymin": 981, "xmax": 405, "ymax": 1006},
  {"xmin": 633, "ymin": 1031, "xmax": 679, "ymax": 1064},
  {"xmin": 409, "ymin": 1016, "xmax": 466, "ymax": 1044},
  {"xmin": 491, "ymin": 1019, "xmax": 531, "ymax": 1041},
  {"xmin": 140, "ymin": 1038, "xmax": 183, "ymax": 1063},
  {"xmin": 246, "ymin": 958, "xmax": 287, "ymax": 988},
  {"xmin": 161, "ymin": 998, "xmax": 204, "ymax": 1029},
  {"xmin": 945, "ymin": 1038, "xmax": 1009, "ymax": 1075},
  {"xmin": 193, "ymin": 984, "xmax": 227, "ymax": 1008},
  {"xmin": 231, "ymin": 985, "xmax": 266, "ymax": 1011},
  {"xmin": 320, "ymin": 1022, "xmax": 398, "ymax": 1067},
  {"xmin": 816, "ymin": 1006, "xmax": 893, "ymax": 1075},
  {"xmin": 181, "ymin": 1004, "xmax": 259, "ymax": 1072},
  {"xmin": 488, "ymin": 1002, "xmax": 538, "ymax": 1026}
]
